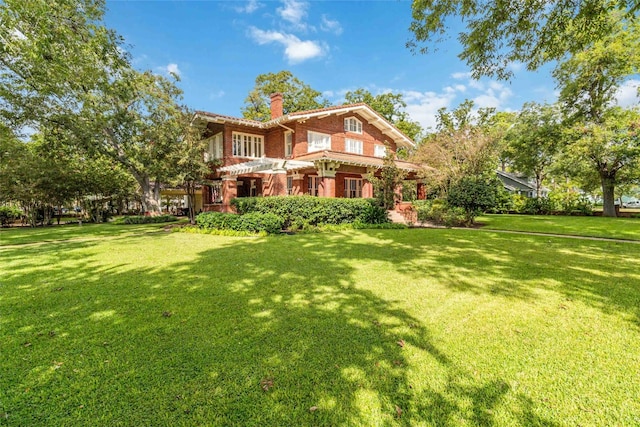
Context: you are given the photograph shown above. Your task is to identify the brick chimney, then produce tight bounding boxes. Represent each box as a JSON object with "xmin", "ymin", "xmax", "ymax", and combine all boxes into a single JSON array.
[{"xmin": 270, "ymin": 92, "xmax": 283, "ymax": 119}]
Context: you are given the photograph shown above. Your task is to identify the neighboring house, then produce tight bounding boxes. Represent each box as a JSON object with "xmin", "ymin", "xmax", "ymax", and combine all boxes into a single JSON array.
[
  {"xmin": 192, "ymin": 93, "xmax": 425, "ymax": 212},
  {"xmin": 496, "ymin": 170, "xmax": 549, "ymax": 198}
]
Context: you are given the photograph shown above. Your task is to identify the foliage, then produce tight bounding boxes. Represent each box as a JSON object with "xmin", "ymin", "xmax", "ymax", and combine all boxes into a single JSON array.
[
  {"xmin": 413, "ymin": 199, "xmax": 468, "ymax": 227},
  {"xmin": 231, "ymin": 196, "xmax": 389, "ymax": 228},
  {"xmin": 344, "ymin": 89, "xmax": 423, "ymax": 141},
  {"xmin": 408, "ymin": 0, "xmax": 636, "ymax": 80},
  {"xmin": 504, "ymin": 103, "xmax": 562, "ymax": 197},
  {"xmin": 413, "ymin": 101, "xmax": 500, "ymax": 195},
  {"xmin": 0, "ymin": 205, "xmax": 22, "ymax": 226},
  {"xmin": 115, "ymin": 215, "xmax": 178, "ymax": 225},
  {"xmin": 196, "ymin": 211, "xmax": 284, "ymax": 234},
  {"xmin": 177, "ymin": 225, "xmax": 267, "ymax": 238},
  {"xmin": 548, "ymin": 185, "xmax": 594, "ymax": 216},
  {"xmin": 446, "ymin": 176, "xmax": 501, "ymax": 223},
  {"xmin": 520, "ymin": 197, "xmax": 556, "ymax": 216},
  {"xmin": 241, "ymin": 70, "xmax": 330, "ymax": 121},
  {"xmin": 368, "ymin": 149, "xmax": 407, "ymax": 210}
]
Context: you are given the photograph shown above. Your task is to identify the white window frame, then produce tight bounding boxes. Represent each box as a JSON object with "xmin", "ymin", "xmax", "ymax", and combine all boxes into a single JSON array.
[
  {"xmin": 232, "ymin": 132, "xmax": 264, "ymax": 158},
  {"xmin": 204, "ymin": 132, "xmax": 223, "ymax": 161},
  {"xmin": 344, "ymin": 117, "xmax": 362, "ymax": 134},
  {"xmin": 345, "ymin": 138, "xmax": 363, "ymax": 155},
  {"xmin": 344, "ymin": 178, "xmax": 363, "ymax": 198},
  {"xmin": 208, "ymin": 181, "xmax": 223, "ymax": 204},
  {"xmin": 308, "ymin": 176, "xmax": 321, "ymax": 196},
  {"xmin": 284, "ymin": 131, "xmax": 293, "ymax": 157},
  {"xmin": 307, "ymin": 131, "xmax": 331, "ymax": 153},
  {"xmin": 374, "ymin": 144, "xmax": 387, "ymax": 158}
]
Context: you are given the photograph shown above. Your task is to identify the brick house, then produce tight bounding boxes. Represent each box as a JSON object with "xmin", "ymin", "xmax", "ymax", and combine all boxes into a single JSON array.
[{"xmin": 192, "ymin": 93, "xmax": 425, "ymax": 212}]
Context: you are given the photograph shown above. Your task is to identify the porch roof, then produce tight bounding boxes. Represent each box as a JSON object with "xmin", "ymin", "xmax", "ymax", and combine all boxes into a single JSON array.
[{"xmin": 295, "ymin": 150, "xmax": 420, "ymax": 171}]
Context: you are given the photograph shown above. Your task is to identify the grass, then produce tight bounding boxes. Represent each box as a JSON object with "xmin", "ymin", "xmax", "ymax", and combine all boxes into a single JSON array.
[
  {"xmin": 478, "ymin": 213, "xmax": 640, "ymax": 240},
  {"xmin": 1, "ymin": 223, "xmax": 640, "ymax": 426}
]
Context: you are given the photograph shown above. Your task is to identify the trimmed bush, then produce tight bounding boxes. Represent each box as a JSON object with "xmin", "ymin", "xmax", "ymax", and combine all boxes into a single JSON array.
[
  {"xmin": 196, "ymin": 211, "xmax": 284, "ymax": 234},
  {"xmin": 413, "ymin": 199, "xmax": 468, "ymax": 227},
  {"xmin": 230, "ymin": 196, "xmax": 389, "ymax": 228},
  {"xmin": 0, "ymin": 206, "xmax": 22, "ymax": 227},
  {"xmin": 115, "ymin": 215, "xmax": 178, "ymax": 224}
]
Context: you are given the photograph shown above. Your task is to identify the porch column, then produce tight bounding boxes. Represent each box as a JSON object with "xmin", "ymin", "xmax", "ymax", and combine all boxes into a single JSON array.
[
  {"xmin": 317, "ymin": 161, "xmax": 339, "ymax": 198},
  {"xmin": 361, "ymin": 170, "xmax": 374, "ymax": 198},
  {"xmin": 291, "ymin": 173, "xmax": 304, "ymax": 195},
  {"xmin": 394, "ymin": 182, "xmax": 403, "ymax": 210},
  {"xmin": 269, "ymin": 170, "xmax": 288, "ymax": 196},
  {"xmin": 222, "ymin": 176, "xmax": 237, "ymax": 213},
  {"xmin": 417, "ymin": 181, "xmax": 426, "ymax": 200}
]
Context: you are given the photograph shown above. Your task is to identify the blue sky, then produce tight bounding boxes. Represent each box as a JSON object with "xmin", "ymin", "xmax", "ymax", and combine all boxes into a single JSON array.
[{"xmin": 104, "ymin": 0, "xmax": 638, "ymax": 132}]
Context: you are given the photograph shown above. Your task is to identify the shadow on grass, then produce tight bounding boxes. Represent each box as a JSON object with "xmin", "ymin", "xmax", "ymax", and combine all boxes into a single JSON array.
[{"xmin": 0, "ymin": 230, "xmax": 560, "ymax": 426}]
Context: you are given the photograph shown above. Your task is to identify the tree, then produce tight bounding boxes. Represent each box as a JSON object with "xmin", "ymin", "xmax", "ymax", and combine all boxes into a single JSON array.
[
  {"xmin": 564, "ymin": 107, "xmax": 640, "ymax": 217},
  {"xmin": 344, "ymin": 89, "xmax": 423, "ymax": 142},
  {"xmin": 504, "ymin": 103, "xmax": 562, "ymax": 198},
  {"xmin": 554, "ymin": 17, "xmax": 640, "ymax": 216},
  {"xmin": 368, "ymin": 148, "xmax": 407, "ymax": 210},
  {"xmin": 241, "ymin": 71, "xmax": 330, "ymax": 121},
  {"xmin": 1, "ymin": 1, "xmax": 190, "ymax": 214},
  {"xmin": 408, "ymin": 0, "xmax": 638, "ymax": 80},
  {"xmin": 412, "ymin": 100, "xmax": 500, "ymax": 195},
  {"xmin": 447, "ymin": 175, "xmax": 501, "ymax": 223}
]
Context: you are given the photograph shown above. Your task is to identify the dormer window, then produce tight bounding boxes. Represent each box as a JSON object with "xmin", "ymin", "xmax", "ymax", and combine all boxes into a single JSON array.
[{"xmin": 344, "ymin": 117, "xmax": 362, "ymax": 134}]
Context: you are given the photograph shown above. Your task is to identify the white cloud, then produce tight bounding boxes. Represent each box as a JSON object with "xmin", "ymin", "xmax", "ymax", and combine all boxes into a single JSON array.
[
  {"xmin": 277, "ymin": 0, "xmax": 309, "ymax": 31},
  {"xmin": 320, "ymin": 15, "xmax": 342, "ymax": 35},
  {"xmin": 402, "ymin": 90, "xmax": 458, "ymax": 131},
  {"xmin": 615, "ymin": 79, "xmax": 640, "ymax": 107},
  {"xmin": 249, "ymin": 27, "xmax": 325, "ymax": 63},
  {"xmin": 166, "ymin": 63, "xmax": 181, "ymax": 77},
  {"xmin": 451, "ymin": 71, "xmax": 472, "ymax": 80},
  {"xmin": 209, "ymin": 90, "xmax": 225, "ymax": 99},
  {"xmin": 235, "ymin": 0, "xmax": 263, "ymax": 13}
]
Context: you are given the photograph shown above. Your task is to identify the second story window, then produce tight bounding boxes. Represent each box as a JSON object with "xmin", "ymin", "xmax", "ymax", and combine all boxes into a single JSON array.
[
  {"xmin": 284, "ymin": 131, "xmax": 293, "ymax": 157},
  {"xmin": 204, "ymin": 132, "xmax": 223, "ymax": 161},
  {"xmin": 232, "ymin": 132, "xmax": 263, "ymax": 158},
  {"xmin": 374, "ymin": 144, "xmax": 387, "ymax": 158},
  {"xmin": 308, "ymin": 131, "xmax": 331, "ymax": 152},
  {"xmin": 345, "ymin": 138, "xmax": 363, "ymax": 155},
  {"xmin": 344, "ymin": 117, "xmax": 362, "ymax": 134}
]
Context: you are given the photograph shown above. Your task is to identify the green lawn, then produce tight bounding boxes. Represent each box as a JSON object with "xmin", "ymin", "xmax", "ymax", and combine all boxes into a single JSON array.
[
  {"xmin": 2, "ymin": 224, "xmax": 640, "ymax": 426},
  {"xmin": 478, "ymin": 213, "xmax": 640, "ymax": 240}
]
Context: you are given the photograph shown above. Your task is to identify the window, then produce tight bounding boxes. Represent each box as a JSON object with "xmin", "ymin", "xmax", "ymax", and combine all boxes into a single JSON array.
[
  {"xmin": 287, "ymin": 176, "xmax": 293, "ymax": 195},
  {"xmin": 344, "ymin": 117, "xmax": 362, "ymax": 134},
  {"xmin": 344, "ymin": 178, "xmax": 363, "ymax": 198},
  {"xmin": 308, "ymin": 176, "xmax": 321, "ymax": 196},
  {"xmin": 308, "ymin": 131, "xmax": 331, "ymax": 152},
  {"xmin": 284, "ymin": 131, "xmax": 293, "ymax": 157},
  {"xmin": 345, "ymin": 138, "xmax": 363, "ymax": 155},
  {"xmin": 249, "ymin": 179, "xmax": 257, "ymax": 197},
  {"xmin": 374, "ymin": 144, "xmax": 387, "ymax": 158},
  {"xmin": 204, "ymin": 133, "xmax": 223, "ymax": 161},
  {"xmin": 232, "ymin": 132, "xmax": 264, "ymax": 158},
  {"xmin": 208, "ymin": 181, "xmax": 222, "ymax": 204}
]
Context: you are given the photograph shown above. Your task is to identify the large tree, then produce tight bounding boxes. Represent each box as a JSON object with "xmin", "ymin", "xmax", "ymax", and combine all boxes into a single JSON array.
[
  {"xmin": 555, "ymin": 17, "xmax": 640, "ymax": 216},
  {"xmin": 1, "ymin": 0, "xmax": 189, "ymax": 214},
  {"xmin": 344, "ymin": 89, "xmax": 423, "ymax": 142},
  {"xmin": 408, "ymin": 0, "xmax": 638, "ymax": 80},
  {"xmin": 412, "ymin": 100, "xmax": 500, "ymax": 195},
  {"xmin": 241, "ymin": 70, "xmax": 330, "ymax": 121},
  {"xmin": 504, "ymin": 103, "xmax": 562, "ymax": 198}
]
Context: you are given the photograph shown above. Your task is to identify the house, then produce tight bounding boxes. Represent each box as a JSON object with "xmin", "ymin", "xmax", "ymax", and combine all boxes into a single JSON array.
[
  {"xmin": 191, "ymin": 93, "xmax": 425, "ymax": 212},
  {"xmin": 496, "ymin": 170, "xmax": 549, "ymax": 198}
]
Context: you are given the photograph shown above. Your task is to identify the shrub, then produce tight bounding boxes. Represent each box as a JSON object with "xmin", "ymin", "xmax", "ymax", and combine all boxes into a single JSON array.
[
  {"xmin": 116, "ymin": 215, "xmax": 177, "ymax": 224},
  {"xmin": 521, "ymin": 197, "xmax": 556, "ymax": 215},
  {"xmin": 196, "ymin": 211, "xmax": 284, "ymax": 234},
  {"xmin": 0, "ymin": 206, "xmax": 22, "ymax": 227},
  {"xmin": 447, "ymin": 176, "xmax": 501, "ymax": 223},
  {"xmin": 230, "ymin": 196, "xmax": 389, "ymax": 228},
  {"xmin": 412, "ymin": 199, "xmax": 468, "ymax": 227}
]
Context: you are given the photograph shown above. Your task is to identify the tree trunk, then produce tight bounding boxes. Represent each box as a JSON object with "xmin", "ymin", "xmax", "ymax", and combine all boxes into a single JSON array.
[
  {"xmin": 185, "ymin": 181, "xmax": 197, "ymax": 225},
  {"xmin": 138, "ymin": 175, "xmax": 162, "ymax": 215},
  {"xmin": 600, "ymin": 174, "xmax": 617, "ymax": 217}
]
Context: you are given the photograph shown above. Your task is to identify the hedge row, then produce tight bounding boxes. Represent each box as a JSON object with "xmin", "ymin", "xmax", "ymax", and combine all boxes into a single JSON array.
[
  {"xmin": 0, "ymin": 206, "xmax": 22, "ymax": 226},
  {"xmin": 231, "ymin": 196, "xmax": 389, "ymax": 228},
  {"xmin": 196, "ymin": 212, "xmax": 284, "ymax": 234},
  {"xmin": 117, "ymin": 214, "xmax": 178, "ymax": 224}
]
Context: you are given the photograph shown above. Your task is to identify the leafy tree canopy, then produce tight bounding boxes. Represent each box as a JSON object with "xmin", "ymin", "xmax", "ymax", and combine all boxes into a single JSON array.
[
  {"xmin": 241, "ymin": 70, "xmax": 330, "ymax": 121},
  {"xmin": 408, "ymin": 0, "xmax": 639, "ymax": 80}
]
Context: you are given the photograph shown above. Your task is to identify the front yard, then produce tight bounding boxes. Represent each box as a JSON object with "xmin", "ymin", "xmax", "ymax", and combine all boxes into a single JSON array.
[{"xmin": 1, "ymin": 222, "xmax": 639, "ymax": 425}]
